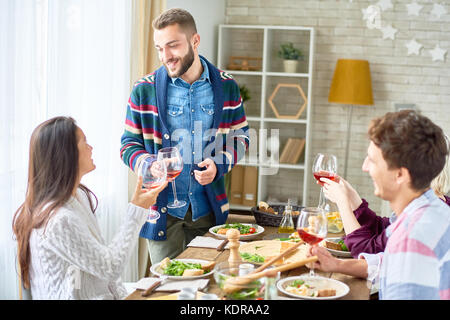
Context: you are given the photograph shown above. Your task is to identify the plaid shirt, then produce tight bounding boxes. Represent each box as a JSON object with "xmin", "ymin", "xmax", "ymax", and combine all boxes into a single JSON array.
[{"xmin": 360, "ymin": 189, "xmax": 450, "ymax": 299}]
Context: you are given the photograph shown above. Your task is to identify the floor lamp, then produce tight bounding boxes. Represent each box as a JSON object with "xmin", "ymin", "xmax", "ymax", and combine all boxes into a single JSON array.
[{"xmin": 328, "ymin": 59, "xmax": 374, "ymax": 179}]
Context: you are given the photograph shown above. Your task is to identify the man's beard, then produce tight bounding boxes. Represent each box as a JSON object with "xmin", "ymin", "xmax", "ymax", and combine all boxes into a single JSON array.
[{"xmin": 164, "ymin": 44, "xmax": 195, "ymax": 78}]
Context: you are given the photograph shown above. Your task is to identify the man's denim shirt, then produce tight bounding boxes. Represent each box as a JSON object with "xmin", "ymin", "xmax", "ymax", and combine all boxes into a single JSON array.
[{"xmin": 166, "ymin": 57, "xmax": 214, "ymax": 220}]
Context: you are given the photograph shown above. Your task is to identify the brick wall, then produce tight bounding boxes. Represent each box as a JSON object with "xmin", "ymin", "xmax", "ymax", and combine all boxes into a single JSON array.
[{"xmin": 225, "ymin": 0, "xmax": 450, "ymax": 215}]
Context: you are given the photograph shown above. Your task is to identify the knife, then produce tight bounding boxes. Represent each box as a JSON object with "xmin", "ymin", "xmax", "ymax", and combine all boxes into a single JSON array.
[
  {"xmin": 217, "ymin": 239, "xmax": 229, "ymax": 251},
  {"xmin": 141, "ymin": 276, "xmax": 168, "ymax": 297}
]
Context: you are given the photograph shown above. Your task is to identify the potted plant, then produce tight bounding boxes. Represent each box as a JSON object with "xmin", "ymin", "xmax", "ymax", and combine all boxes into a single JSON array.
[
  {"xmin": 277, "ymin": 42, "xmax": 304, "ymax": 73},
  {"xmin": 239, "ymin": 85, "xmax": 251, "ymax": 103}
]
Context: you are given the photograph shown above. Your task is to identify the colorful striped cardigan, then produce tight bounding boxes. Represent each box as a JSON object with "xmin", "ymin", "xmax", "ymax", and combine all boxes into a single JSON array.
[{"xmin": 120, "ymin": 56, "xmax": 250, "ymax": 241}]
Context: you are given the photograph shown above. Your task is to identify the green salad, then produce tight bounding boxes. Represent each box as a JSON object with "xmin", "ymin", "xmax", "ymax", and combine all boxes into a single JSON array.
[
  {"xmin": 163, "ymin": 260, "xmax": 205, "ymax": 276},
  {"xmin": 239, "ymin": 252, "xmax": 265, "ymax": 263},
  {"xmin": 217, "ymin": 274, "xmax": 263, "ymax": 300},
  {"xmin": 213, "ymin": 223, "xmax": 256, "ymax": 235},
  {"xmin": 337, "ymin": 240, "xmax": 349, "ymax": 252}
]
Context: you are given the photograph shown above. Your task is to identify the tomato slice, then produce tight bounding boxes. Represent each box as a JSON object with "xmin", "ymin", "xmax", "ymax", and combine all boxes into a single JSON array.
[{"xmin": 249, "ymin": 227, "xmax": 256, "ymax": 234}]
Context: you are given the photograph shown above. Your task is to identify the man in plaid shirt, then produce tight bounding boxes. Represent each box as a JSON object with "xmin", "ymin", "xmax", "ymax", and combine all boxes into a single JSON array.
[{"xmin": 314, "ymin": 110, "xmax": 449, "ymax": 299}]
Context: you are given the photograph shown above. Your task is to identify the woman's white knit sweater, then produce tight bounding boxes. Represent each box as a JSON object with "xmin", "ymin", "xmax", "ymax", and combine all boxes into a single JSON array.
[{"xmin": 29, "ymin": 189, "xmax": 147, "ymax": 299}]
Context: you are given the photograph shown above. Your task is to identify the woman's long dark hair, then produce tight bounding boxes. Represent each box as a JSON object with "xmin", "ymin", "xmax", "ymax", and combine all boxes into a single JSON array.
[{"xmin": 12, "ymin": 116, "xmax": 98, "ymax": 289}]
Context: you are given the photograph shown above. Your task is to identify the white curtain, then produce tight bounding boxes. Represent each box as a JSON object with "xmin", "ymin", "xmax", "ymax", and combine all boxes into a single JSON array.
[{"xmin": 0, "ymin": 0, "xmax": 135, "ymax": 299}]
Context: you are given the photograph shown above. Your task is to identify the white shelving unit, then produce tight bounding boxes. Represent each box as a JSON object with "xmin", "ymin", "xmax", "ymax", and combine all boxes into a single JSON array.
[{"xmin": 218, "ymin": 24, "xmax": 315, "ymax": 211}]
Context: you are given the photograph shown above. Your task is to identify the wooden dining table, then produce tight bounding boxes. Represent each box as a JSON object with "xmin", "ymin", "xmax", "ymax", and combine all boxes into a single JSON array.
[{"xmin": 125, "ymin": 215, "xmax": 372, "ymax": 300}]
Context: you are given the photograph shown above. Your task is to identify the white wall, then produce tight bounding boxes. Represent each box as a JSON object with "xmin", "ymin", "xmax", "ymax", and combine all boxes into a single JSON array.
[{"xmin": 166, "ymin": 0, "xmax": 226, "ymax": 64}]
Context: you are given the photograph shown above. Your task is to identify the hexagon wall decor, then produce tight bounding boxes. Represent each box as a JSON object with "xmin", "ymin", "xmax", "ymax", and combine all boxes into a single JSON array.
[{"xmin": 268, "ymin": 83, "xmax": 307, "ymax": 119}]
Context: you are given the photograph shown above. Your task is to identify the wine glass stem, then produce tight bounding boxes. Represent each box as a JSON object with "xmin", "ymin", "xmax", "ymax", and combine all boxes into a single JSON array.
[
  {"xmin": 171, "ymin": 180, "xmax": 179, "ymax": 205},
  {"xmin": 309, "ymin": 267, "xmax": 315, "ymax": 277},
  {"xmin": 318, "ymin": 187, "xmax": 324, "ymax": 207}
]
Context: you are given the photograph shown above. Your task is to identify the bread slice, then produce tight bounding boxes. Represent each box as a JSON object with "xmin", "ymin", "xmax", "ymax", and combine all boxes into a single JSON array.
[
  {"xmin": 280, "ymin": 241, "xmax": 298, "ymax": 252},
  {"xmin": 216, "ymin": 228, "xmax": 228, "ymax": 235},
  {"xmin": 325, "ymin": 241, "xmax": 343, "ymax": 251},
  {"xmin": 182, "ymin": 269, "xmax": 204, "ymax": 276},
  {"xmin": 159, "ymin": 257, "xmax": 171, "ymax": 271},
  {"xmin": 200, "ymin": 261, "xmax": 216, "ymax": 272},
  {"xmin": 318, "ymin": 289, "xmax": 336, "ymax": 297}
]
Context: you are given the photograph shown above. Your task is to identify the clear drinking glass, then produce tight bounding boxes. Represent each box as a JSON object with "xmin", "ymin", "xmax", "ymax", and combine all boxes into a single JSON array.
[
  {"xmin": 312, "ymin": 153, "xmax": 338, "ymax": 206},
  {"xmin": 157, "ymin": 147, "xmax": 187, "ymax": 209},
  {"xmin": 138, "ymin": 155, "xmax": 167, "ymax": 222},
  {"xmin": 296, "ymin": 207, "xmax": 328, "ymax": 277}
]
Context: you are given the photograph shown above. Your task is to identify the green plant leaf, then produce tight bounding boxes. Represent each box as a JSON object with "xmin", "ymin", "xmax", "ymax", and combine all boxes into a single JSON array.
[{"xmin": 277, "ymin": 42, "xmax": 304, "ymax": 60}]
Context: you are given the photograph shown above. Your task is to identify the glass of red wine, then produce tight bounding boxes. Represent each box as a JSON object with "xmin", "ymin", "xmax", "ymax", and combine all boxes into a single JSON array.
[
  {"xmin": 312, "ymin": 153, "xmax": 338, "ymax": 206},
  {"xmin": 138, "ymin": 155, "xmax": 167, "ymax": 222},
  {"xmin": 157, "ymin": 147, "xmax": 187, "ymax": 209},
  {"xmin": 296, "ymin": 207, "xmax": 328, "ymax": 277}
]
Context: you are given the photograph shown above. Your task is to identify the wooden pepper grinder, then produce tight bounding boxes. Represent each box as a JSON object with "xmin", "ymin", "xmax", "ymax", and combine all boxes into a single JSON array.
[{"xmin": 226, "ymin": 228, "xmax": 241, "ymax": 270}]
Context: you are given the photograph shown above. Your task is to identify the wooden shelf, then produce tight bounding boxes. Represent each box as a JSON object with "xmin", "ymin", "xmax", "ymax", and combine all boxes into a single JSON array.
[{"xmin": 219, "ymin": 24, "xmax": 315, "ymax": 207}]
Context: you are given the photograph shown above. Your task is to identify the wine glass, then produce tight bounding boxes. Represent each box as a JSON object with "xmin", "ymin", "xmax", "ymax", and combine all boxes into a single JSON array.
[
  {"xmin": 312, "ymin": 153, "xmax": 338, "ymax": 206},
  {"xmin": 157, "ymin": 147, "xmax": 187, "ymax": 209},
  {"xmin": 296, "ymin": 207, "xmax": 328, "ymax": 277},
  {"xmin": 138, "ymin": 155, "xmax": 167, "ymax": 223}
]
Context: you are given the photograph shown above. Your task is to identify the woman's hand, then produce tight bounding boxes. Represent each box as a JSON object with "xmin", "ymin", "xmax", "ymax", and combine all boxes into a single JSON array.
[
  {"xmin": 131, "ymin": 176, "xmax": 168, "ymax": 209},
  {"xmin": 321, "ymin": 177, "xmax": 362, "ymax": 211},
  {"xmin": 340, "ymin": 178, "xmax": 363, "ymax": 211},
  {"xmin": 321, "ymin": 176, "xmax": 349, "ymax": 207}
]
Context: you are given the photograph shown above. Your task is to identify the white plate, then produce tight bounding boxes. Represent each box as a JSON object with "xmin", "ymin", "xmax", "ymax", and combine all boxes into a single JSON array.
[
  {"xmin": 209, "ymin": 223, "xmax": 264, "ymax": 240},
  {"xmin": 320, "ymin": 237, "xmax": 352, "ymax": 258},
  {"xmin": 150, "ymin": 259, "xmax": 214, "ymax": 280},
  {"xmin": 277, "ymin": 276, "xmax": 350, "ymax": 300}
]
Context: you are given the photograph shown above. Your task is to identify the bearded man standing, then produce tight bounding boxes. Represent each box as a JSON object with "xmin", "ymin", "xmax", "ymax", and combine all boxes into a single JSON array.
[{"xmin": 120, "ymin": 8, "xmax": 250, "ymax": 264}]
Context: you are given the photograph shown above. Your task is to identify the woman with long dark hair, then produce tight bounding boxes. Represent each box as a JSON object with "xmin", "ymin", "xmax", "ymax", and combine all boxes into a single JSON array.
[{"xmin": 12, "ymin": 116, "xmax": 166, "ymax": 299}]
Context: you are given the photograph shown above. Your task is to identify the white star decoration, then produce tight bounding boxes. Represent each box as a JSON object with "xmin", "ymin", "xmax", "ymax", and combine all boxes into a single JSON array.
[
  {"xmin": 406, "ymin": 2, "xmax": 423, "ymax": 16},
  {"xmin": 377, "ymin": 0, "xmax": 393, "ymax": 11},
  {"xmin": 362, "ymin": 5, "xmax": 382, "ymax": 29},
  {"xmin": 431, "ymin": 3, "xmax": 447, "ymax": 19},
  {"xmin": 429, "ymin": 45, "xmax": 447, "ymax": 62},
  {"xmin": 359, "ymin": 0, "xmax": 447, "ymax": 63},
  {"xmin": 405, "ymin": 39, "xmax": 423, "ymax": 56},
  {"xmin": 380, "ymin": 24, "xmax": 398, "ymax": 40}
]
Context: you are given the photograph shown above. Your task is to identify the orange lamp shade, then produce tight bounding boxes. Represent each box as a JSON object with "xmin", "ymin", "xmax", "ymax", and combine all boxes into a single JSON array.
[{"xmin": 328, "ymin": 59, "xmax": 374, "ymax": 106}]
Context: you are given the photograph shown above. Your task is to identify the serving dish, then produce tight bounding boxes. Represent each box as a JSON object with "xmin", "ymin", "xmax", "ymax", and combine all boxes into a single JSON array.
[
  {"xmin": 150, "ymin": 258, "xmax": 215, "ymax": 280},
  {"xmin": 320, "ymin": 237, "xmax": 352, "ymax": 258},
  {"xmin": 209, "ymin": 223, "xmax": 264, "ymax": 240}
]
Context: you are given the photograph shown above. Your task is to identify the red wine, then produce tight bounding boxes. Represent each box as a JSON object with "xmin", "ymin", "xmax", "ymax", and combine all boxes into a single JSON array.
[
  {"xmin": 313, "ymin": 170, "xmax": 337, "ymax": 186},
  {"xmin": 297, "ymin": 228, "xmax": 324, "ymax": 245},
  {"xmin": 143, "ymin": 183, "xmax": 163, "ymax": 189},
  {"xmin": 167, "ymin": 169, "xmax": 182, "ymax": 181}
]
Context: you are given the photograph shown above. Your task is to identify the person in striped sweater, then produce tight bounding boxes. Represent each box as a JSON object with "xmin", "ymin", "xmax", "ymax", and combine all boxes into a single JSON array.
[
  {"xmin": 120, "ymin": 8, "xmax": 249, "ymax": 264},
  {"xmin": 310, "ymin": 110, "xmax": 450, "ymax": 299}
]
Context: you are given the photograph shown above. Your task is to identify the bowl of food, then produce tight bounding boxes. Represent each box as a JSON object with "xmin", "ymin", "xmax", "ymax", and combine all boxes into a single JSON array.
[
  {"xmin": 277, "ymin": 275, "xmax": 349, "ymax": 300},
  {"xmin": 320, "ymin": 237, "xmax": 352, "ymax": 258},
  {"xmin": 213, "ymin": 261, "xmax": 270, "ymax": 300},
  {"xmin": 209, "ymin": 223, "xmax": 264, "ymax": 240},
  {"xmin": 251, "ymin": 201, "xmax": 302, "ymax": 227},
  {"xmin": 150, "ymin": 257, "xmax": 216, "ymax": 280}
]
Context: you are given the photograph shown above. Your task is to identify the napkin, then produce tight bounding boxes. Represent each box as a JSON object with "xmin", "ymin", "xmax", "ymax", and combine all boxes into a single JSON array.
[
  {"xmin": 134, "ymin": 277, "xmax": 209, "ymax": 292},
  {"xmin": 147, "ymin": 291, "xmax": 208, "ymax": 300},
  {"xmin": 187, "ymin": 236, "xmax": 227, "ymax": 249},
  {"xmin": 187, "ymin": 236, "xmax": 243, "ymax": 249}
]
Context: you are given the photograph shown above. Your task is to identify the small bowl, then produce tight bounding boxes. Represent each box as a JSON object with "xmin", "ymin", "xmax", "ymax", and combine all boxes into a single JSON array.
[
  {"xmin": 213, "ymin": 261, "xmax": 279, "ymax": 300},
  {"xmin": 213, "ymin": 262, "xmax": 264, "ymax": 300}
]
